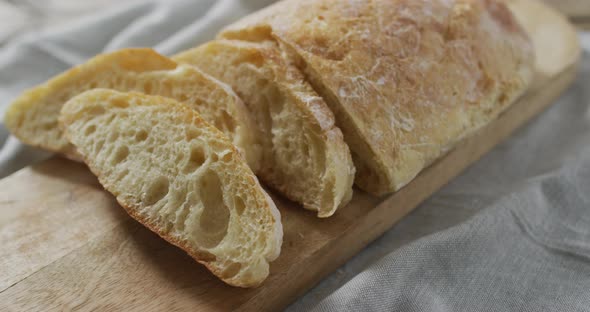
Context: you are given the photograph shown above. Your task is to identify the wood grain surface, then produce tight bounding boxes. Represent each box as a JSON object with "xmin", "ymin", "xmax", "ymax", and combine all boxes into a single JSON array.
[{"xmin": 0, "ymin": 0, "xmax": 581, "ymax": 311}]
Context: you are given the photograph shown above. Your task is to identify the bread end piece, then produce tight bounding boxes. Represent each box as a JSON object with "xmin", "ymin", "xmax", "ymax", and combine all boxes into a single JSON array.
[{"xmin": 60, "ymin": 89, "xmax": 282, "ymax": 287}]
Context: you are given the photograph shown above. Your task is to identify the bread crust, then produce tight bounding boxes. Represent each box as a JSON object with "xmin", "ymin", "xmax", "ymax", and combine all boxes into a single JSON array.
[
  {"xmin": 221, "ymin": 0, "xmax": 535, "ymax": 195},
  {"xmin": 60, "ymin": 90, "xmax": 282, "ymax": 288}
]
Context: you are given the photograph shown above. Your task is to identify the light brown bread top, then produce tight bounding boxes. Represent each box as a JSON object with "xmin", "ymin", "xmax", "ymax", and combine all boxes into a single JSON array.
[
  {"xmin": 221, "ymin": 0, "xmax": 535, "ymax": 195},
  {"xmin": 4, "ymin": 48, "xmax": 261, "ymax": 171},
  {"xmin": 174, "ymin": 40, "xmax": 355, "ymax": 217},
  {"xmin": 60, "ymin": 89, "xmax": 282, "ymax": 287}
]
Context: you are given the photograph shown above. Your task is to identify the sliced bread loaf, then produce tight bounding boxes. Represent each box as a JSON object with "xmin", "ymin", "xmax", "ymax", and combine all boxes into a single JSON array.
[
  {"xmin": 4, "ymin": 48, "xmax": 261, "ymax": 171},
  {"xmin": 174, "ymin": 40, "xmax": 355, "ymax": 218},
  {"xmin": 59, "ymin": 89, "xmax": 282, "ymax": 287},
  {"xmin": 220, "ymin": 0, "xmax": 535, "ymax": 195}
]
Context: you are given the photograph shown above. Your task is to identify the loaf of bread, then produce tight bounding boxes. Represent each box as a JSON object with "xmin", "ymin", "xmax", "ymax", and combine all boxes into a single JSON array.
[
  {"xmin": 174, "ymin": 40, "xmax": 355, "ymax": 217},
  {"xmin": 4, "ymin": 48, "xmax": 261, "ymax": 171},
  {"xmin": 219, "ymin": 0, "xmax": 535, "ymax": 195},
  {"xmin": 60, "ymin": 89, "xmax": 282, "ymax": 287}
]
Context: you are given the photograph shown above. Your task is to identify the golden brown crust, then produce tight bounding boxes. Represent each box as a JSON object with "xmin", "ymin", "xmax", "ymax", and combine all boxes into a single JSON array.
[{"xmin": 221, "ymin": 0, "xmax": 535, "ymax": 195}]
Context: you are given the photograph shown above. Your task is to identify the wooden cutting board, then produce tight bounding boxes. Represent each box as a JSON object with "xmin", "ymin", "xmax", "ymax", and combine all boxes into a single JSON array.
[{"xmin": 0, "ymin": 1, "xmax": 581, "ymax": 311}]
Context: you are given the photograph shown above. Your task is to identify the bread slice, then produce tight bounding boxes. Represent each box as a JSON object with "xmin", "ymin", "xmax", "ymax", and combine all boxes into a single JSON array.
[
  {"xmin": 4, "ymin": 48, "xmax": 261, "ymax": 171},
  {"xmin": 59, "ymin": 89, "xmax": 282, "ymax": 288},
  {"xmin": 173, "ymin": 40, "xmax": 355, "ymax": 218},
  {"xmin": 220, "ymin": 0, "xmax": 535, "ymax": 195}
]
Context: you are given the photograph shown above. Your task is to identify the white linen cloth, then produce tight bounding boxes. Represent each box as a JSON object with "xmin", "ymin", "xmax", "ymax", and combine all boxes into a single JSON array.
[{"xmin": 1, "ymin": 1, "xmax": 589, "ymax": 311}]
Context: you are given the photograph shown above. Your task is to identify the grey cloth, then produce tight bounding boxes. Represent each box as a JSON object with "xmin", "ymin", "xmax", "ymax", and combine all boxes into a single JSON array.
[{"xmin": 0, "ymin": 1, "xmax": 589, "ymax": 311}]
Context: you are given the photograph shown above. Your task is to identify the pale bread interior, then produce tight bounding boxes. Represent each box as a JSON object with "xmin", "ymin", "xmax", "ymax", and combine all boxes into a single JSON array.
[
  {"xmin": 60, "ymin": 89, "xmax": 282, "ymax": 287},
  {"xmin": 174, "ymin": 40, "xmax": 355, "ymax": 218},
  {"xmin": 4, "ymin": 48, "xmax": 261, "ymax": 171}
]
